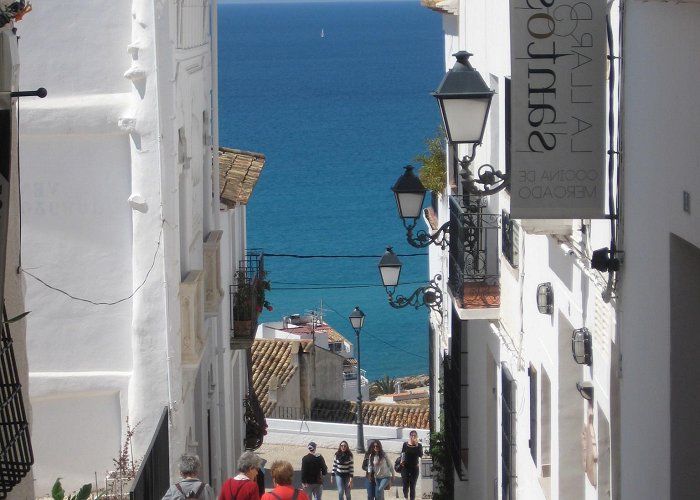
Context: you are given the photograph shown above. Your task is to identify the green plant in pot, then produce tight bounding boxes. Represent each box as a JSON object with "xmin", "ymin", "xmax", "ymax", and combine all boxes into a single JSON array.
[
  {"xmin": 232, "ymin": 269, "xmax": 271, "ymax": 341},
  {"xmin": 415, "ymin": 127, "xmax": 447, "ymax": 194}
]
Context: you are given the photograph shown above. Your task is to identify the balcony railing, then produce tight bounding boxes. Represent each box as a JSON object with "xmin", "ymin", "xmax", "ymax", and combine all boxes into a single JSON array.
[
  {"xmin": 129, "ymin": 407, "xmax": 169, "ymax": 500},
  {"xmin": 448, "ymin": 196, "xmax": 501, "ymax": 310},
  {"xmin": 0, "ymin": 307, "xmax": 33, "ymax": 499},
  {"xmin": 230, "ymin": 249, "xmax": 265, "ymax": 350}
]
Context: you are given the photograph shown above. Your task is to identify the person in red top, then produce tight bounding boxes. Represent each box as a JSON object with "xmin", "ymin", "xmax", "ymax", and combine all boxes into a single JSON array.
[
  {"xmin": 261, "ymin": 461, "xmax": 309, "ymax": 500},
  {"xmin": 220, "ymin": 451, "xmax": 263, "ymax": 500}
]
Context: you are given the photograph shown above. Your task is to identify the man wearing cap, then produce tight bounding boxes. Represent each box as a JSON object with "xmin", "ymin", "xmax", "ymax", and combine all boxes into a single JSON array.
[{"xmin": 301, "ymin": 441, "xmax": 328, "ymax": 500}]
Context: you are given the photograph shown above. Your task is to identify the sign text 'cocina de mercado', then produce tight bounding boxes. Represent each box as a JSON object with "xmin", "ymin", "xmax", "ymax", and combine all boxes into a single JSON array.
[{"xmin": 510, "ymin": 0, "xmax": 606, "ymax": 218}]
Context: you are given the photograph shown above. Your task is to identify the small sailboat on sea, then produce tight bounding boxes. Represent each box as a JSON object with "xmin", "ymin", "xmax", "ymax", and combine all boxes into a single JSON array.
[{"xmin": 321, "ymin": 28, "xmax": 325, "ymax": 38}]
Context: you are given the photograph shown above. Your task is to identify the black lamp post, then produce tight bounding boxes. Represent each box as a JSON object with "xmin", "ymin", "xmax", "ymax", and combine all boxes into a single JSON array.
[
  {"xmin": 433, "ymin": 51, "xmax": 508, "ymax": 196},
  {"xmin": 378, "ymin": 247, "xmax": 443, "ymax": 313},
  {"xmin": 392, "ymin": 166, "xmax": 450, "ymax": 248},
  {"xmin": 349, "ymin": 306, "xmax": 366, "ymax": 453}
]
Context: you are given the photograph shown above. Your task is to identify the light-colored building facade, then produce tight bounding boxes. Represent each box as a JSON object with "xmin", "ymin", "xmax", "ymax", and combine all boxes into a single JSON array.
[
  {"xmin": 1, "ymin": 20, "xmax": 34, "ymax": 499},
  {"xmin": 14, "ymin": 1, "xmax": 260, "ymax": 496},
  {"xmin": 417, "ymin": 0, "xmax": 700, "ymax": 499},
  {"xmin": 257, "ymin": 315, "xmax": 370, "ymax": 403}
]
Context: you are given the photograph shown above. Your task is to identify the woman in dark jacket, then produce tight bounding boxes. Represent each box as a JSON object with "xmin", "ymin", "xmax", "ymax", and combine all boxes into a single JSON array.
[
  {"xmin": 361, "ymin": 440, "xmax": 376, "ymax": 500},
  {"xmin": 399, "ymin": 431, "xmax": 423, "ymax": 500},
  {"xmin": 331, "ymin": 440, "xmax": 354, "ymax": 499}
]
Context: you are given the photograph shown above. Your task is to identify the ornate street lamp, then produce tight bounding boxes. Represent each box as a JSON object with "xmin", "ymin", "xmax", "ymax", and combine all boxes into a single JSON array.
[
  {"xmin": 348, "ymin": 307, "xmax": 366, "ymax": 453},
  {"xmin": 433, "ymin": 51, "xmax": 508, "ymax": 196},
  {"xmin": 391, "ymin": 166, "xmax": 450, "ymax": 248},
  {"xmin": 377, "ymin": 247, "xmax": 443, "ymax": 314}
]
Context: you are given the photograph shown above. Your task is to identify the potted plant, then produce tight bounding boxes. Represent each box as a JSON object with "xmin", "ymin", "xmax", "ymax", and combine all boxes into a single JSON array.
[
  {"xmin": 415, "ymin": 127, "xmax": 447, "ymax": 195},
  {"xmin": 231, "ymin": 269, "xmax": 271, "ymax": 349}
]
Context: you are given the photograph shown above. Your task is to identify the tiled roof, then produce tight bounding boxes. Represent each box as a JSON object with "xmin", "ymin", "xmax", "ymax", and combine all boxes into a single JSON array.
[
  {"xmin": 282, "ymin": 323, "xmax": 348, "ymax": 342},
  {"xmin": 312, "ymin": 399, "xmax": 429, "ymax": 429},
  {"xmin": 251, "ymin": 339, "xmax": 312, "ymax": 415},
  {"xmin": 281, "ymin": 322, "xmax": 350, "ymax": 345},
  {"xmin": 219, "ymin": 147, "xmax": 266, "ymax": 208},
  {"xmin": 420, "ymin": 0, "xmax": 458, "ymax": 15}
]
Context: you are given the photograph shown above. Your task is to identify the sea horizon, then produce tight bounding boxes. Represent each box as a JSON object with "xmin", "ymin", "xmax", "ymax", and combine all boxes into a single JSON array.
[{"xmin": 218, "ymin": 1, "xmax": 444, "ymax": 381}]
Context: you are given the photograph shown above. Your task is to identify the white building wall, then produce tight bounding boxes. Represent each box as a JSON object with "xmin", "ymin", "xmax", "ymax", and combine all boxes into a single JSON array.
[
  {"xmin": 428, "ymin": 1, "xmax": 619, "ymax": 499},
  {"xmin": 17, "ymin": 0, "xmax": 247, "ymax": 494},
  {"xmin": 619, "ymin": 3, "xmax": 700, "ymax": 499},
  {"xmin": 2, "ymin": 25, "xmax": 35, "ymax": 499}
]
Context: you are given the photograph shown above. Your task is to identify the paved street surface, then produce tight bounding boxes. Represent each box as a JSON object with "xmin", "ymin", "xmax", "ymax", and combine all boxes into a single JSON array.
[{"xmin": 255, "ymin": 442, "xmax": 427, "ymax": 499}]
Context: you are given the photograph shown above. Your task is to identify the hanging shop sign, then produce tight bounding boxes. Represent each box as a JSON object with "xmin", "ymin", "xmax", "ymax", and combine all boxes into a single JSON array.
[{"xmin": 509, "ymin": 0, "xmax": 607, "ymax": 218}]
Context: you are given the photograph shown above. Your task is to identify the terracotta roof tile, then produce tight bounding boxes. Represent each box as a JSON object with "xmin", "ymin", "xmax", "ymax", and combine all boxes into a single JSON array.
[
  {"xmin": 251, "ymin": 339, "xmax": 312, "ymax": 415},
  {"xmin": 281, "ymin": 322, "xmax": 349, "ymax": 344},
  {"xmin": 219, "ymin": 147, "xmax": 265, "ymax": 208},
  {"xmin": 311, "ymin": 399, "xmax": 429, "ymax": 429}
]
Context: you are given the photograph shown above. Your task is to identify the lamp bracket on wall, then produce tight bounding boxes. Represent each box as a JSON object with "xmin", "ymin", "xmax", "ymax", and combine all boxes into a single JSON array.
[
  {"xmin": 10, "ymin": 88, "xmax": 47, "ymax": 98},
  {"xmin": 457, "ymin": 146, "xmax": 510, "ymax": 197},
  {"xmin": 405, "ymin": 220, "xmax": 450, "ymax": 249},
  {"xmin": 386, "ymin": 274, "xmax": 443, "ymax": 314}
]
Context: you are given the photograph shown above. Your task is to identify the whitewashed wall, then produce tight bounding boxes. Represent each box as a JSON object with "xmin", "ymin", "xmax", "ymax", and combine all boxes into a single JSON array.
[
  {"xmin": 16, "ymin": 0, "xmax": 246, "ymax": 495},
  {"xmin": 619, "ymin": 2, "xmax": 700, "ymax": 499}
]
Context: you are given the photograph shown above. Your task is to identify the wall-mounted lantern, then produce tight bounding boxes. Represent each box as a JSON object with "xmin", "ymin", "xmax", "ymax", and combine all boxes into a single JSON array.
[
  {"xmin": 536, "ymin": 282, "xmax": 553, "ymax": 315},
  {"xmin": 378, "ymin": 247, "xmax": 443, "ymax": 313},
  {"xmin": 576, "ymin": 381, "xmax": 594, "ymax": 401},
  {"xmin": 572, "ymin": 327, "xmax": 592, "ymax": 365},
  {"xmin": 433, "ymin": 51, "xmax": 508, "ymax": 196}
]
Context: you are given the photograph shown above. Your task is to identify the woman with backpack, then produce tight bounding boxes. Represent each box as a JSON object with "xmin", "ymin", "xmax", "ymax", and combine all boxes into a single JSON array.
[
  {"xmin": 366, "ymin": 440, "xmax": 394, "ymax": 500},
  {"xmin": 361, "ymin": 440, "xmax": 376, "ymax": 500},
  {"xmin": 399, "ymin": 430, "xmax": 423, "ymax": 500},
  {"xmin": 261, "ymin": 461, "xmax": 309, "ymax": 500},
  {"xmin": 161, "ymin": 454, "xmax": 215, "ymax": 499},
  {"xmin": 219, "ymin": 451, "xmax": 263, "ymax": 500}
]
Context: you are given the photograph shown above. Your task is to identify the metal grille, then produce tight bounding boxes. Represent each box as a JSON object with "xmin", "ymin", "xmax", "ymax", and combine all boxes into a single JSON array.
[
  {"xmin": 443, "ymin": 311, "xmax": 468, "ymax": 480},
  {"xmin": 502, "ymin": 367, "xmax": 516, "ymax": 500},
  {"xmin": 129, "ymin": 407, "xmax": 169, "ymax": 500},
  {"xmin": 502, "ymin": 210, "xmax": 519, "ymax": 269},
  {"xmin": 448, "ymin": 196, "xmax": 501, "ymax": 306},
  {"xmin": 0, "ymin": 306, "xmax": 33, "ymax": 499}
]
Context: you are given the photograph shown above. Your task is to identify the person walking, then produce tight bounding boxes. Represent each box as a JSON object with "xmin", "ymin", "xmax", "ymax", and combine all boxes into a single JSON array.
[
  {"xmin": 331, "ymin": 440, "xmax": 353, "ymax": 500},
  {"xmin": 261, "ymin": 461, "xmax": 309, "ymax": 500},
  {"xmin": 361, "ymin": 441, "xmax": 376, "ymax": 500},
  {"xmin": 366, "ymin": 440, "xmax": 393, "ymax": 500},
  {"xmin": 162, "ymin": 454, "xmax": 215, "ymax": 500},
  {"xmin": 301, "ymin": 441, "xmax": 328, "ymax": 500},
  {"xmin": 219, "ymin": 451, "xmax": 263, "ymax": 500},
  {"xmin": 399, "ymin": 431, "xmax": 423, "ymax": 500}
]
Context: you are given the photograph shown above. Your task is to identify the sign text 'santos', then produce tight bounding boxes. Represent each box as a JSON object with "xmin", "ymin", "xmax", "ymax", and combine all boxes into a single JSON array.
[{"xmin": 510, "ymin": 0, "xmax": 606, "ymax": 218}]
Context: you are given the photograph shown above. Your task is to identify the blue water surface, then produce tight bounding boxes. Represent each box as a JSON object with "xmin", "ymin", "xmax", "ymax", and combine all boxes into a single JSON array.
[{"xmin": 218, "ymin": 1, "xmax": 444, "ymax": 380}]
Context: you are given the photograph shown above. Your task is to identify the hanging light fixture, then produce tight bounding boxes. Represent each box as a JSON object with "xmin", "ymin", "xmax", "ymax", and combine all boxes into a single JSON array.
[
  {"xmin": 377, "ymin": 247, "xmax": 443, "ymax": 313},
  {"xmin": 571, "ymin": 327, "xmax": 592, "ymax": 365},
  {"xmin": 536, "ymin": 282, "xmax": 554, "ymax": 315},
  {"xmin": 391, "ymin": 166, "xmax": 450, "ymax": 248},
  {"xmin": 432, "ymin": 51, "xmax": 507, "ymax": 196}
]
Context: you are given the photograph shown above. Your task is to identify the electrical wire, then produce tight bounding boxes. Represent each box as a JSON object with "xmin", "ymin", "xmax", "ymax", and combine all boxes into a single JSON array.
[
  {"xmin": 20, "ymin": 225, "xmax": 163, "ymax": 306},
  {"xmin": 322, "ymin": 301, "xmax": 429, "ymax": 362},
  {"xmin": 263, "ymin": 252, "xmax": 427, "ymax": 259},
  {"xmin": 272, "ymin": 280, "xmax": 429, "ymax": 291}
]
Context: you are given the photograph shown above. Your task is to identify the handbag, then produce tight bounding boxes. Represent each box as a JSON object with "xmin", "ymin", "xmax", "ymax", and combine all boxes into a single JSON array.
[{"xmin": 394, "ymin": 456, "xmax": 403, "ymax": 473}]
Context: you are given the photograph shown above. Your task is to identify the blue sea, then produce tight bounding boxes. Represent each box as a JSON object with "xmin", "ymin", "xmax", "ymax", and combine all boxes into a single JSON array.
[{"xmin": 218, "ymin": 1, "xmax": 444, "ymax": 380}]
